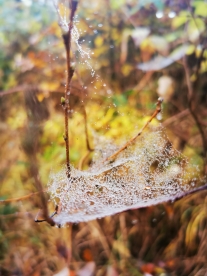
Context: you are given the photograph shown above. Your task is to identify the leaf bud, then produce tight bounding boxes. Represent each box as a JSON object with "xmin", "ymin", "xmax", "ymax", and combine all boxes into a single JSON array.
[{"xmin": 61, "ymin": 97, "xmax": 65, "ymax": 105}]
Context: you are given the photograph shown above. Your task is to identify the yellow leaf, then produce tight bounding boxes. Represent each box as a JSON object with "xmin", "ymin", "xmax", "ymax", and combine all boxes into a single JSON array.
[
  {"xmin": 200, "ymin": 60, "xmax": 207, "ymax": 73},
  {"xmin": 186, "ymin": 45, "xmax": 195, "ymax": 55},
  {"xmin": 190, "ymin": 74, "xmax": 197, "ymax": 82},
  {"xmin": 171, "ymin": 11, "xmax": 190, "ymax": 28},
  {"xmin": 204, "ymin": 49, "xmax": 207, "ymax": 59},
  {"xmin": 39, "ymin": 81, "xmax": 59, "ymax": 91},
  {"xmin": 94, "ymin": 36, "xmax": 104, "ymax": 47},
  {"xmin": 187, "ymin": 18, "xmax": 205, "ymax": 42},
  {"xmin": 121, "ymin": 64, "xmax": 133, "ymax": 76},
  {"xmin": 148, "ymin": 35, "xmax": 169, "ymax": 54},
  {"xmin": 113, "ymin": 240, "xmax": 130, "ymax": 257},
  {"xmin": 51, "ymin": 21, "xmax": 62, "ymax": 38},
  {"xmin": 194, "ymin": 2, "xmax": 207, "ymax": 17},
  {"xmin": 185, "ymin": 207, "xmax": 206, "ymax": 250},
  {"xmin": 36, "ymin": 93, "xmax": 45, "ymax": 102},
  {"xmin": 140, "ymin": 38, "xmax": 155, "ymax": 54}
]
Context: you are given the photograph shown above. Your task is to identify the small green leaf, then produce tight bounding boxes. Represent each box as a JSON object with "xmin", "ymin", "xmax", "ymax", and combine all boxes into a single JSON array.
[
  {"xmin": 193, "ymin": 1, "xmax": 207, "ymax": 17},
  {"xmin": 110, "ymin": 0, "xmax": 125, "ymax": 10},
  {"xmin": 187, "ymin": 18, "xmax": 205, "ymax": 42},
  {"xmin": 172, "ymin": 11, "xmax": 190, "ymax": 28}
]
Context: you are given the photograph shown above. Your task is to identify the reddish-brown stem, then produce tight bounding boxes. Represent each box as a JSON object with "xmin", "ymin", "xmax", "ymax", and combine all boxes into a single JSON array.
[
  {"xmin": 62, "ymin": 0, "xmax": 78, "ymax": 177},
  {"xmin": 106, "ymin": 97, "xmax": 163, "ymax": 162}
]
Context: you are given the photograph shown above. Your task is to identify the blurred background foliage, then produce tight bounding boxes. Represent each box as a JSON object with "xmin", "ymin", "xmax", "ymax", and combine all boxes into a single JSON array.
[{"xmin": 0, "ymin": 0, "xmax": 207, "ymax": 275}]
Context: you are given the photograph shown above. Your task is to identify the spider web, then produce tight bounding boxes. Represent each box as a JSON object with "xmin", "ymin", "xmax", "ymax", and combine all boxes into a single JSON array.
[
  {"xmin": 48, "ymin": 2, "xmax": 199, "ymax": 225},
  {"xmin": 48, "ymin": 127, "xmax": 198, "ymax": 225}
]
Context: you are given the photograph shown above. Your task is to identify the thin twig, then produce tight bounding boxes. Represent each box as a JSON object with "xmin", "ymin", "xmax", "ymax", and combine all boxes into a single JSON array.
[
  {"xmin": 163, "ymin": 109, "xmax": 190, "ymax": 127},
  {"xmin": 0, "ymin": 191, "xmax": 46, "ymax": 204},
  {"xmin": 83, "ymin": 106, "xmax": 93, "ymax": 152},
  {"xmin": 62, "ymin": 0, "xmax": 78, "ymax": 177},
  {"xmin": 0, "ymin": 211, "xmax": 33, "ymax": 218},
  {"xmin": 35, "ymin": 205, "xmax": 58, "ymax": 223},
  {"xmin": 173, "ymin": 183, "xmax": 207, "ymax": 202},
  {"xmin": 30, "ymin": 161, "xmax": 55, "ymax": 226},
  {"xmin": 74, "ymin": 67, "xmax": 94, "ymax": 169},
  {"xmin": 0, "ymin": 85, "xmax": 27, "ymax": 97},
  {"xmin": 183, "ymin": 54, "xmax": 207, "ymax": 174},
  {"xmin": 133, "ymin": 71, "xmax": 154, "ymax": 93},
  {"xmin": 78, "ymin": 151, "xmax": 91, "ymax": 170},
  {"xmin": 106, "ymin": 97, "xmax": 163, "ymax": 162},
  {"xmin": 0, "ymin": 84, "xmax": 85, "ymax": 98},
  {"xmin": 119, "ymin": 213, "xmax": 128, "ymax": 272},
  {"xmin": 74, "ymin": 63, "xmax": 94, "ymax": 152},
  {"xmin": 88, "ymin": 220, "xmax": 111, "ymax": 259},
  {"xmin": 78, "ymin": 107, "xmax": 94, "ymax": 170}
]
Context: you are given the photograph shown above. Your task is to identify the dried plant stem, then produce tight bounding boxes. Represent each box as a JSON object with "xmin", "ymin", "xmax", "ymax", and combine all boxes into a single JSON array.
[
  {"xmin": 119, "ymin": 213, "xmax": 128, "ymax": 272},
  {"xmin": 163, "ymin": 109, "xmax": 190, "ymax": 127},
  {"xmin": 35, "ymin": 205, "xmax": 58, "ymax": 224},
  {"xmin": 0, "ymin": 85, "xmax": 27, "ymax": 97},
  {"xmin": 83, "ymin": 106, "xmax": 93, "ymax": 152},
  {"xmin": 62, "ymin": 0, "xmax": 78, "ymax": 176},
  {"xmin": 78, "ymin": 106, "xmax": 94, "ymax": 170},
  {"xmin": 183, "ymin": 55, "xmax": 207, "ymax": 174},
  {"xmin": 74, "ymin": 64, "xmax": 93, "ymax": 153},
  {"xmin": 0, "ymin": 191, "xmax": 46, "ymax": 204},
  {"xmin": 88, "ymin": 220, "xmax": 111, "ymax": 259},
  {"xmin": 133, "ymin": 71, "xmax": 154, "ymax": 93},
  {"xmin": 78, "ymin": 151, "xmax": 90, "ymax": 170},
  {"xmin": 0, "ymin": 84, "xmax": 85, "ymax": 98},
  {"xmin": 106, "ymin": 97, "xmax": 163, "ymax": 162}
]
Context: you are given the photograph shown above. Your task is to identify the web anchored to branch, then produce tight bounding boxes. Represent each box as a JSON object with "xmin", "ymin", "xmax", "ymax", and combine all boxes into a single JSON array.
[
  {"xmin": 48, "ymin": 122, "xmax": 199, "ymax": 225},
  {"xmin": 42, "ymin": 2, "xmax": 201, "ymax": 226}
]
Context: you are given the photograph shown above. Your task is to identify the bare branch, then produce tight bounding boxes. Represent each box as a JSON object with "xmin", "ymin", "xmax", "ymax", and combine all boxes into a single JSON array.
[
  {"xmin": 62, "ymin": 0, "xmax": 78, "ymax": 177},
  {"xmin": 0, "ymin": 85, "xmax": 27, "ymax": 97},
  {"xmin": 163, "ymin": 109, "xmax": 190, "ymax": 127}
]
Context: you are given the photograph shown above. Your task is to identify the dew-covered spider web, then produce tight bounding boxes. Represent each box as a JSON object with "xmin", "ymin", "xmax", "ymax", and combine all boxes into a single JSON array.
[
  {"xmin": 53, "ymin": 0, "xmax": 109, "ymax": 94},
  {"xmin": 48, "ymin": 2, "xmax": 198, "ymax": 225},
  {"xmin": 48, "ymin": 126, "xmax": 198, "ymax": 225}
]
